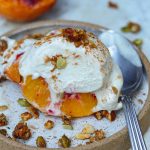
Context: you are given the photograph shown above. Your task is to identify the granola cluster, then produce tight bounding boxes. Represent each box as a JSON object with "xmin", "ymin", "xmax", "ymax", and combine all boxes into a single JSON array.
[
  {"xmin": 89, "ymin": 130, "xmax": 105, "ymax": 143},
  {"xmin": 12, "ymin": 122, "xmax": 31, "ymax": 140},
  {"xmin": 62, "ymin": 28, "xmax": 96, "ymax": 48},
  {"xmin": 94, "ymin": 110, "xmax": 116, "ymax": 121}
]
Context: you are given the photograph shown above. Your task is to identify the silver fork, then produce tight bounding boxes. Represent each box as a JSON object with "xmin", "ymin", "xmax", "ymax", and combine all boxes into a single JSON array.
[{"xmin": 121, "ymin": 95, "xmax": 147, "ymax": 150}]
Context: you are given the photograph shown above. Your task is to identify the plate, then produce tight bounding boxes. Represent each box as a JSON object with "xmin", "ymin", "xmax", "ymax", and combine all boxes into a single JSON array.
[{"xmin": 0, "ymin": 20, "xmax": 150, "ymax": 150}]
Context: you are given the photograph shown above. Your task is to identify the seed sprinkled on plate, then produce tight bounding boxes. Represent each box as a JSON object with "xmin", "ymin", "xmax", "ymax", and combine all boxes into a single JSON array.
[
  {"xmin": 17, "ymin": 98, "xmax": 31, "ymax": 107},
  {"xmin": 36, "ymin": 136, "xmax": 46, "ymax": 148},
  {"xmin": 44, "ymin": 120, "xmax": 54, "ymax": 129},
  {"xmin": 58, "ymin": 135, "xmax": 71, "ymax": 148}
]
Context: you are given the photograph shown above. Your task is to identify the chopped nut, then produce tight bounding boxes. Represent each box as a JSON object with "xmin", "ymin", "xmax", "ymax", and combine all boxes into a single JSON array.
[
  {"xmin": 21, "ymin": 112, "xmax": 33, "ymax": 121},
  {"xmin": 0, "ymin": 113, "xmax": 8, "ymax": 126},
  {"xmin": 12, "ymin": 122, "xmax": 31, "ymax": 140},
  {"xmin": 95, "ymin": 110, "xmax": 116, "ymax": 121},
  {"xmin": 94, "ymin": 111, "xmax": 103, "ymax": 120},
  {"xmin": 0, "ymin": 39, "xmax": 8, "ymax": 52},
  {"xmin": 17, "ymin": 98, "xmax": 31, "ymax": 107},
  {"xmin": 0, "ymin": 129, "xmax": 7, "ymax": 136},
  {"xmin": 58, "ymin": 135, "xmax": 71, "ymax": 148},
  {"xmin": 82, "ymin": 124, "xmax": 95, "ymax": 134},
  {"xmin": 133, "ymin": 39, "xmax": 143, "ymax": 49},
  {"xmin": 63, "ymin": 124, "xmax": 73, "ymax": 130},
  {"xmin": 0, "ymin": 105, "xmax": 8, "ymax": 111},
  {"xmin": 106, "ymin": 111, "xmax": 116, "ymax": 121},
  {"xmin": 36, "ymin": 136, "xmax": 46, "ymax": 148},
  {"xmin": 108, "ymin": 1, "xmax": 118, "ymax": 9},
  {"xmin": 62, "ymin": 116, "xmax": 72, "ymax": 125},
  {"xmin": 75, "ymin": 133, "xmax": 91, "ymax": 140},
  {"xmin": 75, "ymin": 124, "xmax": 95, "ymax": 140},
  {"xmin": 44, "ymin": 120, "xmax": 54, "ymax": 129},
  {"xmin": 27, "ymin": 106, "xmax": 39, "ymax": 119},
  {"xmin": 121, "ymin": 22, "xmax": 141, "ymax": 33},
  {"xmin": 101, "ymin": 110, "xmax": 116, "ymax": 121},
  {"xmin": 56, "ymin": 56, "xmax": 67, "ymax": 69},
  {"xmin": 89, "ymin": 129, "xmax": 105, "ymax": 143},
  {"xmin": 101, "ymin": 110, "xmax": 109, "ymax": 117}
]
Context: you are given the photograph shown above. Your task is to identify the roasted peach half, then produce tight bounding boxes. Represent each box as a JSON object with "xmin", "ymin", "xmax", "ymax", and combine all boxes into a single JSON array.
[
  {"xmin": 0, "ymin": 0, "xmax": 56, "ymax": 22},
  {"xmin": 21, "ymin": 77, "xmax": 97, "ymax": 117}
]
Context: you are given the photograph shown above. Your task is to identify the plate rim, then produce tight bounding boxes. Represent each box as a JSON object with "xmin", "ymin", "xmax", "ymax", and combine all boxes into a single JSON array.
[{"xmin": 0, "ymin": 20, "xmax": 150, "ymax": 150}]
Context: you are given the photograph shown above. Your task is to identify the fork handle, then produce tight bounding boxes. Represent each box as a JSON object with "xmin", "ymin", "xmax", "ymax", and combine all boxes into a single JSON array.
[{"xmin": 121, "ymin": 95, "xmax": 147, "ymax": 150}]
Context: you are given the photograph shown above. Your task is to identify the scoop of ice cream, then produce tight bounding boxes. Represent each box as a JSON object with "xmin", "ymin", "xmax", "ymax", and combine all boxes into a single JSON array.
[{"xmin": 19, "ymin": 29, "xmax": 113, "ymax": 100}]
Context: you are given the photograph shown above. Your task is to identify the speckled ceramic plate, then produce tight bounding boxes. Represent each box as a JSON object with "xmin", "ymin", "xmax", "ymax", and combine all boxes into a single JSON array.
[{"xmin": 0, "ymin": 20, "xmax": 150, "ymax": 150}]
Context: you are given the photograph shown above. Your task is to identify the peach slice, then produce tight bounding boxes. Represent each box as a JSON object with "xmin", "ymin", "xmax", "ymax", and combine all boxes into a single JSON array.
[
  {"xmin": 5, "ymin": 61, "xmax": 21, "ymax": 83},
  {"xmin": 22, "ymin": 76, "xmax": 50, "ymax": 109},
  {"xmin": 61, "ymin": 93, "xmax": 97, "ymax": 117}
]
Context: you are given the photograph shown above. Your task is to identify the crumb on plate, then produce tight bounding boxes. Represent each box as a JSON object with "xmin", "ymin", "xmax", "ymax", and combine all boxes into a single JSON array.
[
  {"xmin": 0, "ymin": 113, "xmax": 8, "ymax": 126},
  {"xmin": 0, "ymin": 105, "xmax": 8, "ymax": 111},
  {"xmin": 21, "ymin": 112, "xmax": 33, "ymax": 121},
  {"xmin": 44, "ymin": 120, "xmax": 54, "ymax": 130},
  {"xmin": 108, "ymin": 1, "xmax": 118, "ymax": 9},
  {"xmin": 0, "ymin": 129, "xmax": 7, "ymax": 136}
]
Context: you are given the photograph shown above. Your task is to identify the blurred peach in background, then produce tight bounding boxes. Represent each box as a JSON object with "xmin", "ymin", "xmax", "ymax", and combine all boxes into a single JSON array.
[{"xmin": 0, "ymin": 0, "xmax": 56, "ymax": 22}]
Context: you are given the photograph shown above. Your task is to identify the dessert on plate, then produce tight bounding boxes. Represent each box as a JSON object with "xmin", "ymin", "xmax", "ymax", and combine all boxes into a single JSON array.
[{"xmin": 0, "ymin": 28, "xmax": 123, "ymax": 117}]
